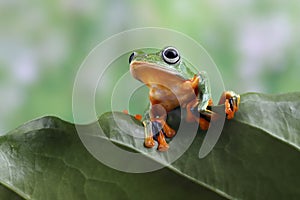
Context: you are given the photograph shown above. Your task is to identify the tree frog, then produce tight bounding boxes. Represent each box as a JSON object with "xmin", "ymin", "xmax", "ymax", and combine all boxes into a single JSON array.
[{"xmin": 129, "ymin": 47, "xmax": 240, "ymax": 151}]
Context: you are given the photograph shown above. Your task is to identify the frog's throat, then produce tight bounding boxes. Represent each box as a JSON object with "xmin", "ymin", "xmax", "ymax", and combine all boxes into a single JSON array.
[{"xmin": 130, "ymin": 61, "xmax": 186, "ymax": 84}]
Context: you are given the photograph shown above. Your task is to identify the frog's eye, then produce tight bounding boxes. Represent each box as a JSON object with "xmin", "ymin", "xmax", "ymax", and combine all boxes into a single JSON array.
[
  {"xmin": 129, "ymin": 52, "xmax": 137, "ymax": 64},
  {"xmin": 162, "ymin": 47, "xmax": 180, "ymax": 64}
]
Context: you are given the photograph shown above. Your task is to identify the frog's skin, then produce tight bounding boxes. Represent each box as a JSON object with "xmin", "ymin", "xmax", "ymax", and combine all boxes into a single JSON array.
[{"xmin": 129, "ymin": 47, "xmax": 240, "ymax": 151}]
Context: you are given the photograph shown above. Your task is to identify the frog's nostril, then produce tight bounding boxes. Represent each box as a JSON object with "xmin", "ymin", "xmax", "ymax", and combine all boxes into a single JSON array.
[{"xmin": 129, "ymin": 52, "xmax": 136, "ymax": 64}]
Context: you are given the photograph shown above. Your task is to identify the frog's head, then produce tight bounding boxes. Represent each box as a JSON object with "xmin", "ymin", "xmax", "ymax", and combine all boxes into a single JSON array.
[{"xmin": 129, "ymin": 47, "xmax": 197, "ymax": 85}]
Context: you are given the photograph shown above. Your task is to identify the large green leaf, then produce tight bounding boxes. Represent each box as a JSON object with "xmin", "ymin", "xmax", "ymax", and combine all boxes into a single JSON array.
[
  {"xmin": 0, "ymin": 92, "xmax": 300, "ymax": 199},
  {"xmin": 0, "ymin": 116, "xmax": 224, "ymax": 199}
]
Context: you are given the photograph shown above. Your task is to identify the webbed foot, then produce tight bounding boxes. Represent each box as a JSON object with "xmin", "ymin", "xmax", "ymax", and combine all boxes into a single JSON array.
[
  {"xmin": 157, "ymin": 131, "xmax": 169, "ymax": 151},
  {"xmin": 143, "ymin": 104, "xmax": 176, "ymax": 151},
  {"xmin": 144, "ymin": 135, "xmax": 155, "ymax": 148},
  {"xmin": 219, "ymin": 91, "xmax": 240, "ymax": 119},
  {"xmin": 143, "ymin": 120, "xmax": 172, "ymax": 151}
]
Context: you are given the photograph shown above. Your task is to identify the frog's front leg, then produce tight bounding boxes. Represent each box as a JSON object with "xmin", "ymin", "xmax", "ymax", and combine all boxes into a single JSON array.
[
  {"xmin": 143, "ymin": 120, "xmax": 156, "ymax": 148},
  {"xmin": 186, "ymin": 71, "xmax": 240, "ymax": 130},
  {"xmin": 187, "ymin": 90, "xmax": 240, "ymax": 130},
  {"xmin": 143, "ymin": 118, "xmax": 169, "ymax": 151},
  {"xmin": 188, "ymin": 71, "xmax": 214, "ymax": 130},
  {"xmin": 143, "ymin": 104, "xmax": 175, "ymax": 151},
  {"xmin": 186, "ymin": 98, "xmax": 213, "ymax": 130}
]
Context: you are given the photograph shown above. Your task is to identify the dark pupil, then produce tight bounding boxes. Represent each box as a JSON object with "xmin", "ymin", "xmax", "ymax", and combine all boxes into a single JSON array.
[{"xmin": 165, "ymin": 49, "xmax": 177, "ymax": 59}]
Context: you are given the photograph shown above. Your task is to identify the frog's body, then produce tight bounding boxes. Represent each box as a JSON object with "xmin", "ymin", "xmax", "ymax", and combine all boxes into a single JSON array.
[
  {"xmin": 132, "ymin": 61, "xmax": 197, "ymax": 111},
  {"xmin": 129, "ymin": 47, "xmax": 240, "ymax": 151}
]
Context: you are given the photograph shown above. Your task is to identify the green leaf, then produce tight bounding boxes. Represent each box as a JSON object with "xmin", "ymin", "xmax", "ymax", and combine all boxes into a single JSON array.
[
  {"xmin": 0, "ymin": 117, "xmax": 224, "ymax": 199},
  {"xmin": 0, "ymin": 184, "xmax": 23, "ymax": 200},
  {"xmin": 1, "ymin": 92, "xmax": 300, "ymax": 199}
]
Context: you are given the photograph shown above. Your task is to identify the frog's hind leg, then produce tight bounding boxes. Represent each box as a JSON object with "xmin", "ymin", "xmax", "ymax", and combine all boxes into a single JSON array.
[
  {"xmin": 143, "ymin": 119, "xmax": 169, "ymax": 151},
  {"xmin": 157, "ymin": 129, "xmax": 169, "ymax": 152},
  {"xmin": 218, "ymin": 91, "xmax": 240, "ymax": 119}
]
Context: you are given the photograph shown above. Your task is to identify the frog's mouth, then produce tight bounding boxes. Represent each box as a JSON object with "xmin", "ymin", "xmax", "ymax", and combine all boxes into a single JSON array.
[{"xmin": 130, "ymin": 60, "xmax": 186, "ymax": 86}]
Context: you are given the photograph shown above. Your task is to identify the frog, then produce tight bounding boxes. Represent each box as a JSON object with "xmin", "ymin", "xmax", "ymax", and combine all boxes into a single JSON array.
[{"xmin": 129, "ymin": 46, "xmax": 240, "ymax": 151}]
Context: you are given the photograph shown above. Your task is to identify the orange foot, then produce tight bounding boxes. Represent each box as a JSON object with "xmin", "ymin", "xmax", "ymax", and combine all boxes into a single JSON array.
[
  {"xmin": 199, "ymin": 118, "xmax": 210, "ymax": 130},
  {"xmin": 157, "ymin": 131, "xmax": 169, "ymax": 151},
  {"xmin": 144, "ymin": 136, "xmax": 155, "ymax": 148},
  {"xmin": 220, "ymin": 91, "xmax": 240, "ymax": 119},
  {"xmin": 143, "ymin": 119, "xmax": 174, "ymax": 151}
]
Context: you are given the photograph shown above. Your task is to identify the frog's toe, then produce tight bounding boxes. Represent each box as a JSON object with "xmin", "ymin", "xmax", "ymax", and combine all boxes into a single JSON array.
[
  {"xmin": 144, "ymin": 137, "xmax": 155, "ymax": 148},
  {"xmin": 157, "ymin": 131, "xmax": 169, "ymax": 151},
  {"xmin": 163, "ymin": 123, "xmax": 176, "ymax": 138},
  {"xmin": 158, "ymin": 143, "xmax": 169, "ymax": 151},
  {"xmin": 225, "ymin": 99, "xmax": 234, "ymax": 119}
]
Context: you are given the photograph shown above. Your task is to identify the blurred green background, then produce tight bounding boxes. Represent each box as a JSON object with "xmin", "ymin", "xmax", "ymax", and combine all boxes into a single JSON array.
[{"xmin": 1, "ymin": 0, "xmax": 299, "ymax": 134}]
